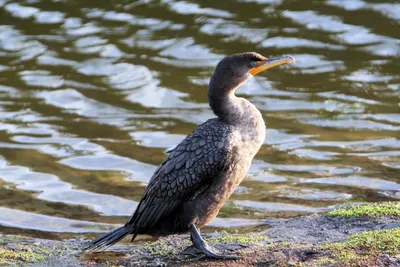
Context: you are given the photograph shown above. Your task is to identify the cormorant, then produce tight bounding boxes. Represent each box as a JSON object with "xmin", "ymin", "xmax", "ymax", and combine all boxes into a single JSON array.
[{"xmin": 84, "ymin": 52, "xmax": 295, "ymax": 259}]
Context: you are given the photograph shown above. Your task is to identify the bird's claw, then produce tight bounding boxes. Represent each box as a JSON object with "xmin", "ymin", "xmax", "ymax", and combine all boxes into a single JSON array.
[{"xmin": 189, "ymin": 224, "xmax": 240, "ymax": 260}]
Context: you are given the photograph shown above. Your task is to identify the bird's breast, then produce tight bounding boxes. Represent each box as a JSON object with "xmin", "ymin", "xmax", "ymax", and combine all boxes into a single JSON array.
[{"xmin": 235, "ymin": 103, "xmax": 266, "ymax": 157}]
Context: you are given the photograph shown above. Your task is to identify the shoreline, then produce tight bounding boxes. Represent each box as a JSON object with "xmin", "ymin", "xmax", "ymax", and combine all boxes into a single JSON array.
[{"xmin": 1, "ymin": 202, "xmax": 399, "ymax": 266}]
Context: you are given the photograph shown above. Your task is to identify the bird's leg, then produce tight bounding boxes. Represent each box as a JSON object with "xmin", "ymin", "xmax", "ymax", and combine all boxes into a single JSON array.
[{"xmin": 189, "ymin": 224, "xmax": 240, "ymax": 260}]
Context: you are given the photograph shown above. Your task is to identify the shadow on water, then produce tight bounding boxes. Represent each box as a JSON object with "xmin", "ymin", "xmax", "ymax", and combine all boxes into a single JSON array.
[{"xmin": 0, "ymin": 0, "xmax": 399, "ymax": 238}]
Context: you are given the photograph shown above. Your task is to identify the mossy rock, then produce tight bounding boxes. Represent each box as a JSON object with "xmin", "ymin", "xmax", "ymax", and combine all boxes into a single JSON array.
[
  {"xmin": 327, "ymin": 202, "xmax": 400, "ymax": 218},
  {"xmin": 322, "ymin": 228, "xmax": 400, "ymax": 266}
]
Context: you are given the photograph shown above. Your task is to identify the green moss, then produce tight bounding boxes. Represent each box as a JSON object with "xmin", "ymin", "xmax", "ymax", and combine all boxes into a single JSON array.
[
  {"xmin": 327, "ymin": 202, "xmax": 400, "ymax": 218},
  {"xmin": 206, "ymin": 232, "xmax": 267, "ymax": 245},
  {"xmin": 139, "ymin": 237, "xmax": 191, "ymax": 257},
  {"xmin": 323, "ymin": 228, "xmax": 400, "ymax": 265},
  {"xmin": 265, "ymin": 241, "xmax": 294, "ymax": 249},
  {"xmin": 311, "ymin": 256, "xmax": 336, "ymax": 265},
  {"xmin": 0, "ymin": 236, "xmax": 70, "ymax": 267},
  {"xmin": 0, "ymin": 247, "xmax": 46, "ymax": 266}
]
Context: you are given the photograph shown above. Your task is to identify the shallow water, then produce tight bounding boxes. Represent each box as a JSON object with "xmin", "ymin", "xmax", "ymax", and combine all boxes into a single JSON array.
[{"xmin": 0, "ymin": 0, "xmax": 399, "ymax": 238}]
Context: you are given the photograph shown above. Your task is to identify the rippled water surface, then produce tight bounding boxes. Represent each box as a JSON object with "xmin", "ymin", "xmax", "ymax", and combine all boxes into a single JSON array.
[{"xmin": 0, "ymin": 0, "xmax": 399, "ymax": 238}]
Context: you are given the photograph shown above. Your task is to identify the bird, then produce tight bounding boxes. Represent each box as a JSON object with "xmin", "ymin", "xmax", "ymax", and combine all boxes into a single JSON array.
[{"xmin": 83, "ymin": 52, "xmax": 295, "ymax": 259}]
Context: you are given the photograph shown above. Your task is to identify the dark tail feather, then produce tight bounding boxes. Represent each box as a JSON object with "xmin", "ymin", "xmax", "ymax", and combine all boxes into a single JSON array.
[{"xmin": 83, "ymin": 226, "xmax": 131, "ymax": 252}]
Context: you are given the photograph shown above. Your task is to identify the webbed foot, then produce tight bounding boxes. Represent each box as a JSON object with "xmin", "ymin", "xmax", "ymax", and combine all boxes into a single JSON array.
[{"xmin": 189, "ymin": 225, "xmax": 240, "ymax": 260}]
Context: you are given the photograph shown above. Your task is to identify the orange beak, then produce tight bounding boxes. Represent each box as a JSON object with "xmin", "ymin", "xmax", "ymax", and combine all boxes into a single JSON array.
[{"xmin": 249, "ymin": 56, "xmax": 295, "ymax": 76}]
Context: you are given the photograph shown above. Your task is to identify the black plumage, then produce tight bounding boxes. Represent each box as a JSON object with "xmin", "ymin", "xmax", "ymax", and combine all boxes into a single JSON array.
[{"xmin": 84, "ymin": 52, "xmax": 294, "ymax": 259}]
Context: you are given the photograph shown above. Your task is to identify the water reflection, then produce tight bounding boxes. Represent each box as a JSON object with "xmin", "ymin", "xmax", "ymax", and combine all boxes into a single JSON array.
[{"xmin": 0, "ymin": 0, "xmax": 398, "ymax": 237}]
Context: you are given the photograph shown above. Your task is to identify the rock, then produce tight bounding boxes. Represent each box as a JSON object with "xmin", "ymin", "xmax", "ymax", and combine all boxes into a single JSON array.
[{"xmin": 382, "ymin": 222, "xmax": 400, "ymax": 230}]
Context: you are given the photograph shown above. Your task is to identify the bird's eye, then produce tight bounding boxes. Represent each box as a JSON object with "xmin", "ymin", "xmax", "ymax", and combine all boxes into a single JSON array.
[{"xmin": 250, "ymin": 62, "xmax": 256, "ymax": 67}]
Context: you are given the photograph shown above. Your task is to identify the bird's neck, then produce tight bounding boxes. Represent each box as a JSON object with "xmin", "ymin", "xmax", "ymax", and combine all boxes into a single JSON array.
[
  {"xmin": 208, "ymin": 89, "xmax": 244, "ymax": 125},
  {"xmin": 208, "ymin": 86, "xmax": 266, "ymax": 146}
]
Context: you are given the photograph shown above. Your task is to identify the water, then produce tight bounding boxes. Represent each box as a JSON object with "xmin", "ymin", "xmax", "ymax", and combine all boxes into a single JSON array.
[{"xmin": 0, "ymin": 0, "xmax": 399, "ymax": 238}]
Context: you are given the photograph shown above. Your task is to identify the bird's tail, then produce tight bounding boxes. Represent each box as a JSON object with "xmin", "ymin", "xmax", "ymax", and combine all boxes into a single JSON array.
[{"xmin": 83, "ymin": 225, "xmax": 131, "ymax": 252}]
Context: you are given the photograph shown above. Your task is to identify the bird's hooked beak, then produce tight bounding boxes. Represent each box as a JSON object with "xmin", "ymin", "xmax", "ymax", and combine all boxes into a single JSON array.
[{"xmin": 249, "ymin": 55, "xmax": 295, "ymax": 76}]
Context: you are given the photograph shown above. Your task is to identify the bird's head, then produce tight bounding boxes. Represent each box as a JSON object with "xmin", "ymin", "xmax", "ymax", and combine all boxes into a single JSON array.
[{"xmin": 209, "ymin": 52, "xmax": 295, "ymax": 96}]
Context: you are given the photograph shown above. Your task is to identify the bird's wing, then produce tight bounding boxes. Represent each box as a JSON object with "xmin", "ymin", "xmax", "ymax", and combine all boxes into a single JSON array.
[{"xmin": 126, "ymin": 122, "xmax": 231, "ymax": 232}]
